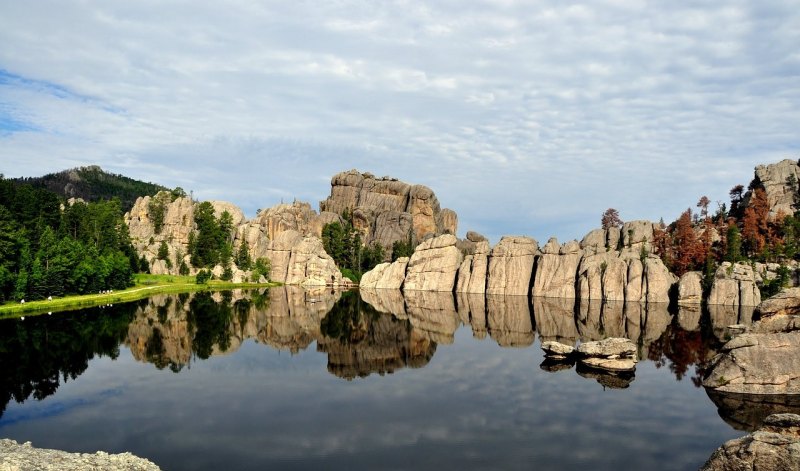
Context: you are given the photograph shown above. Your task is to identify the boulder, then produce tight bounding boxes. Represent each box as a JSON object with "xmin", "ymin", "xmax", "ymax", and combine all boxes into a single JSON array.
[
  {"xmin": 403, "ymin": 234, "xmax": 463, "ymax": 292},
  {"xmin": 757, "ymin": 287, "xmax": 800, "ymax": 318},
  {"xmin": 466, "ymin": 231, "xmax": 487, "ymax": 243},
  {"xmin": 677, "ymin": 271, "xmax": 703, "ymax": 305},
  {"xmin": 580, "ymin": 228, "xmax": 609, "ymax": 254},
  {"xmin": 440, "ymin": 208, "xmax": 458, "ymax": 235},
  {"xmin": 620, "ymin": 220, "xmax": 655, "ymax": 249},
  {"xmin": 541, "ymin": 341, "xmax": 575, "ymax": 359},
  {"xmin": 576, "ymin": 337, "xmax": 637, "ymax": 359},
  {"xmin": 703, "ymin": 332, "xmax": 800, "ymax": 394},
  {"xmin": 701, "ymin": 413, "xmax": 800, "ymax": 471},
  {"xmin": 486, "ymin": 236, "xmax": 539, "ymax": 295}
]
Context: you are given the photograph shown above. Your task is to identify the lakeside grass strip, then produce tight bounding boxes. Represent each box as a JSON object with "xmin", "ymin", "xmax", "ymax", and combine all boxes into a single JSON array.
[{"xmin": 0, "ymin": 274, "xmax": 278, "ymax": 319}]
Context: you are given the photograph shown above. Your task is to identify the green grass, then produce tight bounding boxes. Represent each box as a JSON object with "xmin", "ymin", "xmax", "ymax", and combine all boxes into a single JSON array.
[{"xmin": 0, "ymin": 274, "xmax": 279, "ymax": 319}]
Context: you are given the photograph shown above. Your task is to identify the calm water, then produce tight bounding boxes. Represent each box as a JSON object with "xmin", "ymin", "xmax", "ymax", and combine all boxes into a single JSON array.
[{"xmin": 1, "ymin": 287, "xmax": 793, "ymax": 470}]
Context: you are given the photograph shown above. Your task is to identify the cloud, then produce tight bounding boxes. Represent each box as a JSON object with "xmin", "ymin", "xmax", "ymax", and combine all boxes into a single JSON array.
[{"xmin": 0, "ymin": 0, "xmax": 798, "ymax": 243}]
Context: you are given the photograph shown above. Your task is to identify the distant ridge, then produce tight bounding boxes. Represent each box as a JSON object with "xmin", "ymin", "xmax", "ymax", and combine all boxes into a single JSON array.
[{"xmin": 13, "ymin": 165, "xmax": 167, "ymax": 211}]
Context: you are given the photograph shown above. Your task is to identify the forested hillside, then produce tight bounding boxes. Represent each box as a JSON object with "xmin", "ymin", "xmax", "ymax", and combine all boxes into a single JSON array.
[
  {"xmin": 13, "ymin": 165, "xmax": 166, "ymax": 211},
  {"xmin": 0, "ymin": 176, "xmax": 143, "ymax": 302}
]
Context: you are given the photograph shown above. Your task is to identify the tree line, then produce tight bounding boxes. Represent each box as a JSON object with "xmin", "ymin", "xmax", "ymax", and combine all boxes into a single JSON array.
[{"xmin": 0, "ymin": 176, "xmax": 143, "ymax": 302}]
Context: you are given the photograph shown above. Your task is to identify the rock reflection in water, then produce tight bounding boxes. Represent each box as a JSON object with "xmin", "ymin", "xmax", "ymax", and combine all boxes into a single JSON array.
[
  {"xmin": 708, "ymin": 304, "xmax": 755, "ymax": 342},
  {"xmin": 486, "ymin": 295, "xmax": 534, "ymax": 348},
  {"xmin": 127, "ymin": 288, "xmax": 342, "ymax": 370},
  {"xmin": 318, "ymin": 291, "xmax": 435, "ymax": 380},
  {"xmin": 403, "ymin": 290, "xmax": 460, "ymax": 345},
  {"xmin": 706, "ymin": 389, "xmax": 800, "ymax": 432},
  {"xmin": 456, "ymin": 292, "xmax": 487, "ymax": 339},
  {"xmin": 576, "ymin": 362, "xmax": 636, "ymax": 389},
  {"xmin": 533, "ymin": 297, "xmax": 578, "ymax": 346},
  {"xmin": 0, "ymin": 287, "xmax": 735, "ymax": 419}
]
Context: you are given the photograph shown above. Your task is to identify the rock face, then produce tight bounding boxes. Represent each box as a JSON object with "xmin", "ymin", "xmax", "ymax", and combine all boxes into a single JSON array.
[
  {"xmin": 486, "ymin": 236, "xmax": 539, "ymax": 295},
  {"xmin": 403, "ymin": 235, "xmax": 463, "ymax": 292},
  {"xmin": 359, "ymin": 258, "xmax": 409, "ymax": 290},
  {"xmin": 532, "ymin": 238, "xmax": 581, "ymax": 298},
  {"xmin": 455, "ymin": 241, "xmax": 490, "ymax": 294},
  {"xmin": 757, "ymin": 287, "xmax": 800, "ymax": 318},
  {"xmin": 708, "ymin": 262, "xmax": 761, "ymax": 307},
  {"xmin": 703, "ymin": 332, "xmax": 800, "ymax": 394},
  {"xmin": 701, "ymin": 413, "xmax": 800, "ymax": 471},
  {"xmin": 677, "ymin": 271, "xmax": 703, "ymax": 305},
  {"xmin": 752, "ymin": 158, "xmax": 800, "ymax": 218},
  {"xmin": 125, "ymin": 192, "xmax": 198, "ymax": 274},
  {"xmin": 319, "ymin": 170, "xmax": 458, "ymax": 255}
]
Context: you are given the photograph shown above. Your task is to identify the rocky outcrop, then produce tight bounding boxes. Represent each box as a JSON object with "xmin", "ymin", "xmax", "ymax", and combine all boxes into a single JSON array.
[
  {"xmin": 319, "ymin": 170, "xmax": 457, "ymax": 254},
  {"xmin": 532, "ymin": 238, "xmax": 581, "ymax": 298},
  {"xmin": 757, "ymin": 287, "xmax": 800, "ymax": 319},
  {"xmin": 486, "ymin": 236, "xmax": 539, "ymax": 295},
  {"xmin": 125, "ymin": 192, "xmax": 197, "ymax": 274},
  {"xmin": 708, "ymin": 262, "xmax": 761, "ymax": 307},
  {"xmin": 403, "ymin": 235, "xmax": 463, "ymax": 292},
  {"xmin": 455, "ymin": 240, "xmax": 490, "ymax": 294},
  {"xmin": 359, "ymin": 258, "xmax": 409, "ymax": 290},
  {"xmin": 284, "ymin": 235, "xmax": 345, "ymax": 287},
  {"xmin": 266, "ymin": 230, "xmax": 344, "ymax": 287},
  {"xmin": 701, "ymin": 413, "xmax": 800, "ymax": 471},
  {"xmin": 752, "ymin": 158, "xmax": 800, "ymax": 218},
  {"xmin": 0, "ymin": 439, "xmax": 161, "ymax": 471},
  {"xmin": 703, "ymin": 332, "xmax": 800, "ymax": 394}
]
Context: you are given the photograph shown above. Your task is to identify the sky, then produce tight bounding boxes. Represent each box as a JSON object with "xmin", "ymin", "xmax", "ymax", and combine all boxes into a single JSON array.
[{"xmin": 1, "ymin": 1, "xmax": 798, "ymax": 244}]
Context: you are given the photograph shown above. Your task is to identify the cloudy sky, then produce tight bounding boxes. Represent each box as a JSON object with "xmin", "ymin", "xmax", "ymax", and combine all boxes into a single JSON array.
[{"xmin": 1, "ymin": 1, "xmax": 798, "ymax": 243}]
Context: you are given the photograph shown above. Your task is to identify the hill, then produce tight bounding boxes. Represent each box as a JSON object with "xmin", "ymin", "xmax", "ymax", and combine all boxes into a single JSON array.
[{"xmin": 13, "ymin": 165, "xmax": 167, "ymax": 211}]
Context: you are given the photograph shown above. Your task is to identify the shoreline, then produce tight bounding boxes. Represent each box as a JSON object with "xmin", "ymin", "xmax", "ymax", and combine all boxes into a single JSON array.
[
  {"xmin": 0, "ymin": 438, "xmax": 161, "ymax": 470},
  {"xmin": 0, "ymin": 277, "xmax": 280, "ymax": 319}
]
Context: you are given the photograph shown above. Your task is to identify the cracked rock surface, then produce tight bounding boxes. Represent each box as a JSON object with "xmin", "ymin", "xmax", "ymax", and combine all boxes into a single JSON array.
[
  {"xmin": 0, "ymin": 439, "xmax": 161, "ymax": 471},
  {"xmin": 701, "ymin": 413, "xmax": 800, "ymax": 471}
]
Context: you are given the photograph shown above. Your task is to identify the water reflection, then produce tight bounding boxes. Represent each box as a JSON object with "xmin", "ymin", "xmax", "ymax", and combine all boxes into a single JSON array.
[
  {"xmin": 1, "ymin": 287, "xmax": 745, "ymax": 420},
  {"xmin": 706, "ymin": 389, "xmax": 800, "ymax": 431}
]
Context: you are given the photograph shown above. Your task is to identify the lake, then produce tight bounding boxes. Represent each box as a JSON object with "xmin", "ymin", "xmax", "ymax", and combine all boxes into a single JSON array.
[{"xmin": 0, "ymin": 287, "xmax": 788, "ymax": 470}]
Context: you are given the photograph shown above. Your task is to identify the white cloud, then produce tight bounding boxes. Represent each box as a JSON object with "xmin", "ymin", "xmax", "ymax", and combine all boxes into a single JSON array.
[{"xmin": 0, "ymin": 0, "xmax": 798, "ymax": 243}]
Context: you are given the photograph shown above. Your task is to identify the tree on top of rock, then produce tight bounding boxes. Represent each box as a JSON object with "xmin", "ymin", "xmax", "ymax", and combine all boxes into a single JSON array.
[{"xmin": 601, "ymin": 208, "xmax": 622, "ymax": 229}]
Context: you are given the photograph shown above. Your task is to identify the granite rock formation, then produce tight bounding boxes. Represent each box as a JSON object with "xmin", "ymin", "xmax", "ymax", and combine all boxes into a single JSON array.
[
  {"xmin": 708, "ymin": 262, "xmax": 762, "ymax": 308},
  {"xmin": 319, "ymin": 170, "xmax": 458, "ymax": 255},
  {"xmin": 703, "ymin": 331, "xmax": 800, "ymax": 394},
  {"xmin": 701, "ymin": 413, "xmax": 800, "ymax": 471},
  {"xmin": 752, "ymin": 158, "xmax": 800, "ymax": 218}
]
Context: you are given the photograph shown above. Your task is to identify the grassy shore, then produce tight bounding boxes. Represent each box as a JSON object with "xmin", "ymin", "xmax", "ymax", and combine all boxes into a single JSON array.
[{"xmin": 0, "ymin": 273, "xmax": 278, "ymax": 319}]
